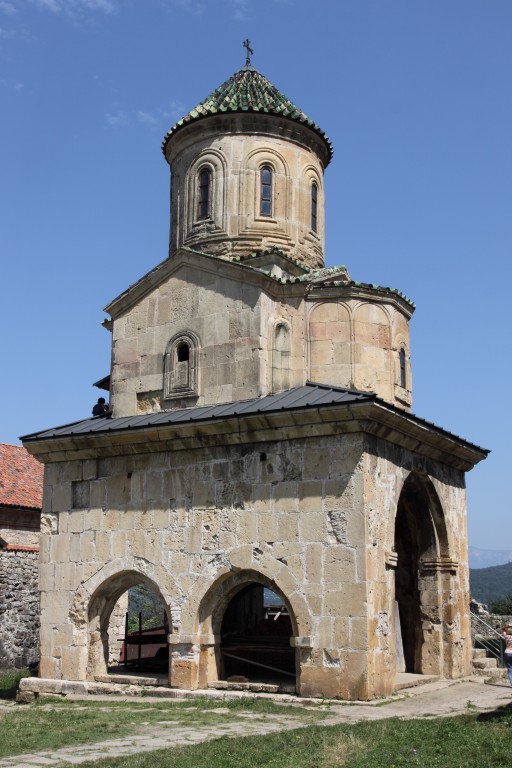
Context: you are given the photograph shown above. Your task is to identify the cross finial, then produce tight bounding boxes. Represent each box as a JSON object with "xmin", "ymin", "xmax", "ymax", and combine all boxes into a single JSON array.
[{"xmin": 243, "ymin": 38, "xmax": 254, "ymax": 66}]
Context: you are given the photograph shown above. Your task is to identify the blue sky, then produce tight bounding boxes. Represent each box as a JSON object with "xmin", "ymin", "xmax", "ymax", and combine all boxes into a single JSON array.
[{"xmin": 1, "ymin": 0, "xmax": 510, "ymax": 550}]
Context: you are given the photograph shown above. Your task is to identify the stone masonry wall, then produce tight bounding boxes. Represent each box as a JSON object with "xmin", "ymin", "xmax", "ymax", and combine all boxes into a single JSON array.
[
  {"xmin": 167, "ymin": 115, "xmax": 326, "ymax": 267},
  {"xmin": 111, "ymin": 260, "xmax": 413, "ymax": 420},
  {"xmin": 363, "ymin": 437, "xmax": 471, "ymax": 687},
  {"xmin": 37, "ymin": 432, "xmax": 372, "ymax": 698},
  {"xmin": 0, "ymin": 549, "xmax": 39, "ymax": 669},
  {"xmin": 34, "ymin": 424, "xmax": 469, "ymax": 700}
]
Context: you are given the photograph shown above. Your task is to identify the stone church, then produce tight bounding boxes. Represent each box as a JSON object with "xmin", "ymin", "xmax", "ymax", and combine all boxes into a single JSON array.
[{"xmin": 22, "ymin": 54, "xmax": 487, "ymax": 700}]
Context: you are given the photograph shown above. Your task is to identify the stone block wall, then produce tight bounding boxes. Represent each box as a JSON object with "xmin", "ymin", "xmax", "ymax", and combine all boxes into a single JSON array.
[
  {"xmin": 111, "ymin": 262, "xmax": 276, "ymax": 417},
  {"xmin": 166, "ymin": 114, "xmax": 326, "ymax": 267},
  {"xmin": 363, "ymin": 437, "xmax": 471, "ymax": 687},
  {"xmin": 0, "ymin": 548, "xmax": 39, "ymax": 669},
  {"xmin": 38, "ymin": 432, "xmax": 373, "ymax": 697},
  {"xmin": 108, "ymin": 254, "xmax": 413, "ymax": 421},
  {"xmin": 34, "ymin": 423, "xmax": 470, "ymax": 699}
]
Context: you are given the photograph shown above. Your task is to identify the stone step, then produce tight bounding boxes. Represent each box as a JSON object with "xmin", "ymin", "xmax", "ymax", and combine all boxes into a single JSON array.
[
  {"xmin": 95, "ymin": 673, "xmax": 167, "ymax": 686},
  {"xmin": 472, "ymin": 657, "xmax": 498, "ymax": 670},
  {"xmin": 472, "ymin": 648, "xmax": 488, "ymax": 659},
  {"xmin": 394, "ymin": 673, "xmax": 439, "ymax": 690},
  {"xmin": 483, "ymin": 668, "xmax": 509, "ymax": 684},
  {"xmin": 208, "ymin": 680, "xmax": 296, "ymax": 695}
]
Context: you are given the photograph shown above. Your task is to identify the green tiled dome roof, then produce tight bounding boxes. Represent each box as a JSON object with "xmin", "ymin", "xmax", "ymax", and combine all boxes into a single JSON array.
[{"xmin": 162, "ymin": 64, "xmax": 333, "ymax": 164}]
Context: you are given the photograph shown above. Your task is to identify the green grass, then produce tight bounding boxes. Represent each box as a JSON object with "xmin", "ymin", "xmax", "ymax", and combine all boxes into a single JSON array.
[
  {"xmin": 0, "ymin": 697, "xmax": 317, "ymax": 758},
  {"xmin": 1, "ymin": 695, "xmax": 512, "ymax": 767},
  {"xmin": 0, "ymin": 669, "xmax": 29, "ymax": 700},
  {"xmin": 71, "ymin": 707, "xmax": 512, "ymax": 768}
]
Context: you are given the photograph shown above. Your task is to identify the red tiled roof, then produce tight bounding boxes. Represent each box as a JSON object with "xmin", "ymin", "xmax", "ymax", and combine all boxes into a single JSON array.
[
  {"xmin": 0, "ymin": 444, "xmax": 43, "ymax": 510},
  {"xmin": 1, "ymin": 544, "xmax": 39, "ymax": 552}
]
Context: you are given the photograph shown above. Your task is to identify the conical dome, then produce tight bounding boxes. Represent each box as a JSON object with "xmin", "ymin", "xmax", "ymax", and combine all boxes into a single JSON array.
[
  {"xmin": 162, "ymin": 64, "xmax": 333, "ymax": 165},
  {"xmin": 163, "ymin": 62, "xmax": 331, "ymax": 269}
]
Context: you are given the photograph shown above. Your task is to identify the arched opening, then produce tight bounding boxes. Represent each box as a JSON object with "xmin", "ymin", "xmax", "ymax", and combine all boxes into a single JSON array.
[
  {"xmin": 394, "ymin": 473, "xmax": 449, "ymax": 676},
  {"xmin": 311, "ymin": 181, "xmax": 318, "ymax": 232},
  {"xmin": 197, "ymin": 167, "xmax": 211, "ymax": 219},
  {"xmin": 399, "ymin": 347, "xmax": 406, "ymax": 389},
  {"xmin": 163, "ymin": 331, "xmax": 199, "ymax": 399},
  {"xmin": 220, "ymin": 584, "xmax": 295, "ymax": 687},
  {"xmin": 176, "ymin": 342, "xmax": 189, "ymax": 363},
  {"xmin": 272, "ymin": 322, "xmax": 291, "ymax": 392},
  {"xmin": 87, "ymin": 571, "xmax": 170, "ymax": 683},
  {"xmin": 197, "ymin": 570, "xmax": 299, "ymax": 693},
  {"xmin": 260, "ymin": 165, "xmax": 273, "ymax": 217}
]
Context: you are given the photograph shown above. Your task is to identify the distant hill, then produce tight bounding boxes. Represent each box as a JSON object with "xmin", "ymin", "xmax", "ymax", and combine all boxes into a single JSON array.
[
  {"xmin": 470, "ymin": 561, "xmax": 512, "ymax": 606},
  {"xmin": 469, "ymin": 546, "xmax": 512, "ymax": 569}
]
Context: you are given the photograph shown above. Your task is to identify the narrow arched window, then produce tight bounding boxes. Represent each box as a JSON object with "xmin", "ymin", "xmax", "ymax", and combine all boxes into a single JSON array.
[
  {"xmin": 399, "ymin": 347, "xmax": 406, "ymax": 389},
  {"xmin": 311, "ymin": 182, "xmax": 318, "ymax": 232},
  {"xmin": 272, "ymin": 322, "xmax": 291, "ymax": 393},
  {"xmin": 164, "ymin": 332, "xmax": 199, "ymax": 399},
  {"xmin": 260, "ymin": 165, "xmax": 273, "ymax": 217},
  {"xmin": 177, "ymin": 342, "xmax": 189, "ymax": 363},
  {"xmin": 197, "ymin": 167, "xmax": 211, "ymax": 219}
]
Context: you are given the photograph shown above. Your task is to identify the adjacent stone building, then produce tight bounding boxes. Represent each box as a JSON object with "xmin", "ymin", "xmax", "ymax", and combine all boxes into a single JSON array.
[
  {"xmin": 0, "ymin": 443, "xmax": 43, "ymax": 669},
  {"xmin": 21, "ymin": 57, "xmax": 488, "ymax": 699}
]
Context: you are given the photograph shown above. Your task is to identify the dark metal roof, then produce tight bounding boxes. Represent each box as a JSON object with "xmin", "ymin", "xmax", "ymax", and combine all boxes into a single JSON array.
[
  {"xmin": 20, "ymin": 383, "xmax": 488, "ymax": 458},
  {"xmin": 93, "ymin": 375, "xmax": 110, "ymax": 392},
  {"xmin": 21, "ymin": 384, "xmax": 373, "ymax": 441}
]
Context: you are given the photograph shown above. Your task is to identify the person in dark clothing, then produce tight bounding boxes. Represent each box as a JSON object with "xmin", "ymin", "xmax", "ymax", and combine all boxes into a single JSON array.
[{"xmin": 92, "ymin": 397, "xmax": 109, "ymax": 416}]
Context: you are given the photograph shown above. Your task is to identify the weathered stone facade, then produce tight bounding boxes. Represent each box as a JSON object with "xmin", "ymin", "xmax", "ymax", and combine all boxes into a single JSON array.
[
  {"xmin": 22, "ymin": 60, "xmax": 487, "ymax": 699},
  {"xmin": 107, "ymin": 251, "xmax": 414, "ymax": 418},
  {"xmin": 166, "ymin": 115, "xmax": 328, "ymax": 268},
  {"xmin": 26, "ymin": 396, "xmax": 482, "ymax": 699},
  {"xmin": 0, "ymin": 443, "xmax": 43, "ymax": 670},
  {"xmin": 0, "ymin": 549, "xmax": 39, "ymax": 669}
]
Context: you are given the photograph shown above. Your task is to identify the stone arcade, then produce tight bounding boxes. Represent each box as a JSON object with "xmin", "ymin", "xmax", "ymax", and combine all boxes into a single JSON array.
[{"xmin": 22, "ymin": 57, "xmax": 487, "ymax": 700}]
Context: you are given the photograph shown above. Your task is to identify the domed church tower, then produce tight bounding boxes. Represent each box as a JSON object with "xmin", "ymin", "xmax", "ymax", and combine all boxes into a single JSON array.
[
  {"xmin": 21, "ymin": 47, "xmax": 487, "ymax": 704},
  {"xmin": 163, "ymin": 47, "xmax": 332, "ymax": 269},
  {"xmin": 99, "ymin": 48, "xmax": 415, "ymax": 416}
]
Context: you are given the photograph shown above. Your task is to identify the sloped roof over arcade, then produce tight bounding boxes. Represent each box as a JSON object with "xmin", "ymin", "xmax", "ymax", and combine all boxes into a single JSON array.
[
  {"xmin": 21, "ymin": 384, "xmax": 488, "ymax": 472},
  {"xmin": 162, "ymin": 64, "xmax": 333, "ymax": 164}
]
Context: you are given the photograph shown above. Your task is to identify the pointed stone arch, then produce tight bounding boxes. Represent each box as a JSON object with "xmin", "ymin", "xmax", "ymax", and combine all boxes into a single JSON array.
[
  {"xmin": 176, "ymin": 554, "xmax": 313, "ymax": 692},
  {"xmin": 75, "ymin": 559, "xmax": 179, "ymax": 682},
  {"xmin": 86, "ymin": 570, "xmax": 172, "ymax": 681},
  {"xmin": 393, "ymin": 471, "xmax": 457, "ymax": 677},
  {"xmin": 196, "ymin": 568, "xmax": 305, "ymax": 692}
]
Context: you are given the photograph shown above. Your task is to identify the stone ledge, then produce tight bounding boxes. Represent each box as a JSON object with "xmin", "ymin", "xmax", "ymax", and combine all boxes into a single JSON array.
[
  {"xmin": 208, "ymin": 680, "xmax": 281, "ymax": 693},
  {"xmin": 15, "ymin": 676, "xmax": 319, "ymax": 704},
  {"xmin": 17, "ymin": 676, "xmax": 182, "ymax": 702}
]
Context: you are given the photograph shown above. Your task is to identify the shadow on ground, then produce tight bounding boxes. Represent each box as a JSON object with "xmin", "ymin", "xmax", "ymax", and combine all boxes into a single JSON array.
[
  {"xmin": 477, "ymin": 698, "xmax": 512, "ymax": 723},
  {"xmin": 0, "ymin": 669, "xmax": 28, "ymax": 700}
]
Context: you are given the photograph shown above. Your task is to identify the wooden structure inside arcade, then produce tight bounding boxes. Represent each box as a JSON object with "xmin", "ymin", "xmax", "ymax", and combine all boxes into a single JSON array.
[
  {"xmin": 220, "ymin": 585, "xmax": 295, "ymax": 687},
  {"xmin": 118, "ymin": 611, "xmax": 169, "ymax": 672}
]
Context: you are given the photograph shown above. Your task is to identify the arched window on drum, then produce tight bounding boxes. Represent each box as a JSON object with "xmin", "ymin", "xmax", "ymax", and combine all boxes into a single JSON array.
[
  {"xmin": 260, "ymin": 165, "xmax": 273, "ymax": 217},
  {"xmin": 399, "ymin": 347, "xmax": 407, "ymax": 389},
  {"xmin": 311, "ymin": 182, "xmax": 318, "ymax": 233},
  {"xmin": 197, "ymin": 167, "xmax": 212, "ymax": 219}
]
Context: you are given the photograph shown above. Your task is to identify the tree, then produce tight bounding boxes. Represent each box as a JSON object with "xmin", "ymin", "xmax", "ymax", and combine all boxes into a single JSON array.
[
  {"xmin": 127, "ymin": 584, "xmax": 167, "ymax": 632},
  {"xmin": 490, "ymin": 593, "xmax": 512, "ymax": 615}
]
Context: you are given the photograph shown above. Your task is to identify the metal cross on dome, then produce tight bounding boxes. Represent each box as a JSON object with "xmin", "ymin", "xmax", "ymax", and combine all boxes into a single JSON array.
[{"xmin": 243, "ymin": 38, "xmax": 254, "ymax": 66}]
